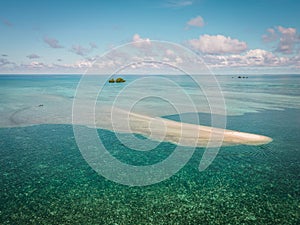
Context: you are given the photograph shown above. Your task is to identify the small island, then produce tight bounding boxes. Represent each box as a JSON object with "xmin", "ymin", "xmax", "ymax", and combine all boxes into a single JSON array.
[
  {"xmin": 108, "ymin": 77, "xmax": 126, "ymax": 83},
  {"xmin": 232, "ymin": 76, "xmax": 248, "ymax": 79}
]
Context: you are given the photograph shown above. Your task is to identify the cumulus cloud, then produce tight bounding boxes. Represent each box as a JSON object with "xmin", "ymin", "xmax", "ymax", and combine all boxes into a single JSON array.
[
  {"xmin": 245, "ymin": 49, "xmax": 286, "ymax": 66},
  {"xmin": 202, "ymin": 49, "xmax": 292, "ymax": 68},
  {"xmin": 132, "ymin": 34, "xmax": 151, "ymax": 48},
  {"xmin": 44, "ymin": 37, "xmax": 64, "ymax": 48},
  {"xmin": 276, "ymin": 26, "xmax": 298, "ymax": 54},
  {"xmin": 26, "ymin": 54, "xmax": 40, "ymax": 59},
  {"xmin": 132, "ymin": 34, "xmax": 150, "ymax": 43},
  {"xmin": 278, "ymin": 26, "xmax": 296, "ymax": 35},
  {"xmin": 9, "ymin": 59, "xmax": 92, "ymax": 73},
  {"xmin": 165, "ymin": 49, "xmax": 175, "ymax": 56},
  {"xmin": 262, "ymin": 26, "xmax": 299, "ymax": 54},
  {"xmin": 189, "ymin": 34, "xmax": 247, "ymax": 54},
  {"xmin": 1, "ymin": 49, "xmax": 299, "ymax": 74},
  {"xmin": 186, "ymin": 16, "xmax": 204, "ymax": 28},
  {"xmin": 26, "ymin": 61, "xmax": 47, "ymax": 68},
  {"xmin": 65, "ymin": 60, "xmax": 93, "ymax": 69}
]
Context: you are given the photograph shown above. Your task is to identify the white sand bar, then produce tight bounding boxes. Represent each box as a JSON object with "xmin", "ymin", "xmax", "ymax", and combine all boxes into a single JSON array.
[{"xmin": 97, "ymin": 107, "xmax": 273, "ymax": 147}]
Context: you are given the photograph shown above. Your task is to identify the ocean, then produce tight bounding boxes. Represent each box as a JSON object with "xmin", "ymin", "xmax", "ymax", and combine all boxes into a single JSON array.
[{"xmin": 0, "ymin": 74, "xmax": 299, "ymax": 224}]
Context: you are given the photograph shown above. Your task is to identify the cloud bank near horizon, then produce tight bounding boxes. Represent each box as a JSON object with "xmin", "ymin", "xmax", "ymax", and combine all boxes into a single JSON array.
[
  {"xmin": 1, "ymin": 29, "xmax": 299, "ymax": 75},
  {"xmin": 1, "ymin": 0, "xmax": 299, "ymax": 75}
]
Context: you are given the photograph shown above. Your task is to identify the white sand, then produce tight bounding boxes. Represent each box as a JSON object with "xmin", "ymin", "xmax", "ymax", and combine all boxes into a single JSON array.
[
  {"xmin": 6, "ymin": 102, "xmax": 272, "ymax": 147},
  {"xmin": 97, "ymin": 107, "xmax": 272, "ymax": 147}
]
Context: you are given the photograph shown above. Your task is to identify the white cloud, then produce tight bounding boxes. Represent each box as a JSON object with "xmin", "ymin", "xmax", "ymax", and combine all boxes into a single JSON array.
[
  {"xmin": 262, "ymin": 26, "xmax": 299, "ymax": 54},
  {"xmin": 189, "ymin": 34, "xmax": 247, "ymax": 54},
  {"xmin": 72, "ymin": 60, "xmax": 93, "ymax": 68},
  {"xmin": 132, "ymin": 34, "xmax": 150, "ymax": 43},
  {"xmin": 132, "ymin": 34, "xmax": 151, "ymax": 48},
  {"xmin": 277, "ymin": 26, "xmax": 296, "ymax": 35},
  {"xmin": 1, "ymin": 51, "xmax": 299, "ymax": 74},
  {"xmin": 186, "ymin": 16, "xmax": 204, "ymax": 28},
  {"xmin": 203, "ymin": 49, "xmax": 292, "ymax": 68},
  {"xmin": 276, "ymin": 26, "xmax": 298, "ymax": 54},
  {"xmin": 165, "ymin": 49, "xmax": 175, "ymax": 56},
  {"xmin": 245, "ymin": 49, "xmax": 283, "ymax": 66},
  {"xmin": 28, "ymin": 61, "xmax": 46, "ymax": 68}
]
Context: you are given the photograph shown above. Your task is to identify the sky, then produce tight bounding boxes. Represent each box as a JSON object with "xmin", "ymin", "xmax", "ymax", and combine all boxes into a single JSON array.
[{"xmin": 0, "ymin": 0, "xmax": 300, "ymax": 74}]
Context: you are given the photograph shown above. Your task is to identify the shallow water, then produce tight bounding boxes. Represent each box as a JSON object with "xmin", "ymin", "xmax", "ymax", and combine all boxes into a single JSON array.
[{"xmin": 0, "ymin": 75, "xmax": 299, "ymax": 224}]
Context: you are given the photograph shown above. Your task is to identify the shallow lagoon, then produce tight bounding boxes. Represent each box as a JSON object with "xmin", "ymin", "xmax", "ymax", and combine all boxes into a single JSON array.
[{"xmin": 0, "ymin": 75, "xmax": 299, "ymax": 224}]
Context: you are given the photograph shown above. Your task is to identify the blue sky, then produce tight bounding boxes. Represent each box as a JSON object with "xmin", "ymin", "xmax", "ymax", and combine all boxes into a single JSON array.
[{"xmin": 0, "ymin": 0, "xmax": 300, "ymax": 74}]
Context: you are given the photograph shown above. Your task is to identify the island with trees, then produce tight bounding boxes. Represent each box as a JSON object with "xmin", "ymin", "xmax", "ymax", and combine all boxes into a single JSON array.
[{"xmin": 108, "ymin": 77, "xmax": 126, "ymax": 83}]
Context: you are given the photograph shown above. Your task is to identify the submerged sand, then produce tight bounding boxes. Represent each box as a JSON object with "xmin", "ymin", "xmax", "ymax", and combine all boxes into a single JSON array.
[{"xmin": 5, "ymin": 101, "xmax": 272, "ymax": 147}]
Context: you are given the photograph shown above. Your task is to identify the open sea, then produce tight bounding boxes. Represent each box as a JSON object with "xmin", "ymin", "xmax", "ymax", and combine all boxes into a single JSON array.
[{"xmin": 0, "ymin": 74, "xmax": 299, "ymax": 224}]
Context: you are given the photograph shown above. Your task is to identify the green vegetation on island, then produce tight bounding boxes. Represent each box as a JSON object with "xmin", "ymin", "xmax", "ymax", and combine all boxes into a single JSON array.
[{"xmin": 108, "ymin": 77, "xmax": 126, "ymax": 83}]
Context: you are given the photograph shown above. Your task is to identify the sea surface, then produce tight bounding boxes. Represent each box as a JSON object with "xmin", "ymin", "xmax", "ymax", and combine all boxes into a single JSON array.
[{"xmin": 0, "ymin": 74, "xmax": 299, "ymax": 224}]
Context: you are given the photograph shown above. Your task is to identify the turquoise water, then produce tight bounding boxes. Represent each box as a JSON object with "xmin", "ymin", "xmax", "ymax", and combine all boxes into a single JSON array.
[{"xmin": 0, "ymin": 75, "xmax": 299, "ymax": 224}]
